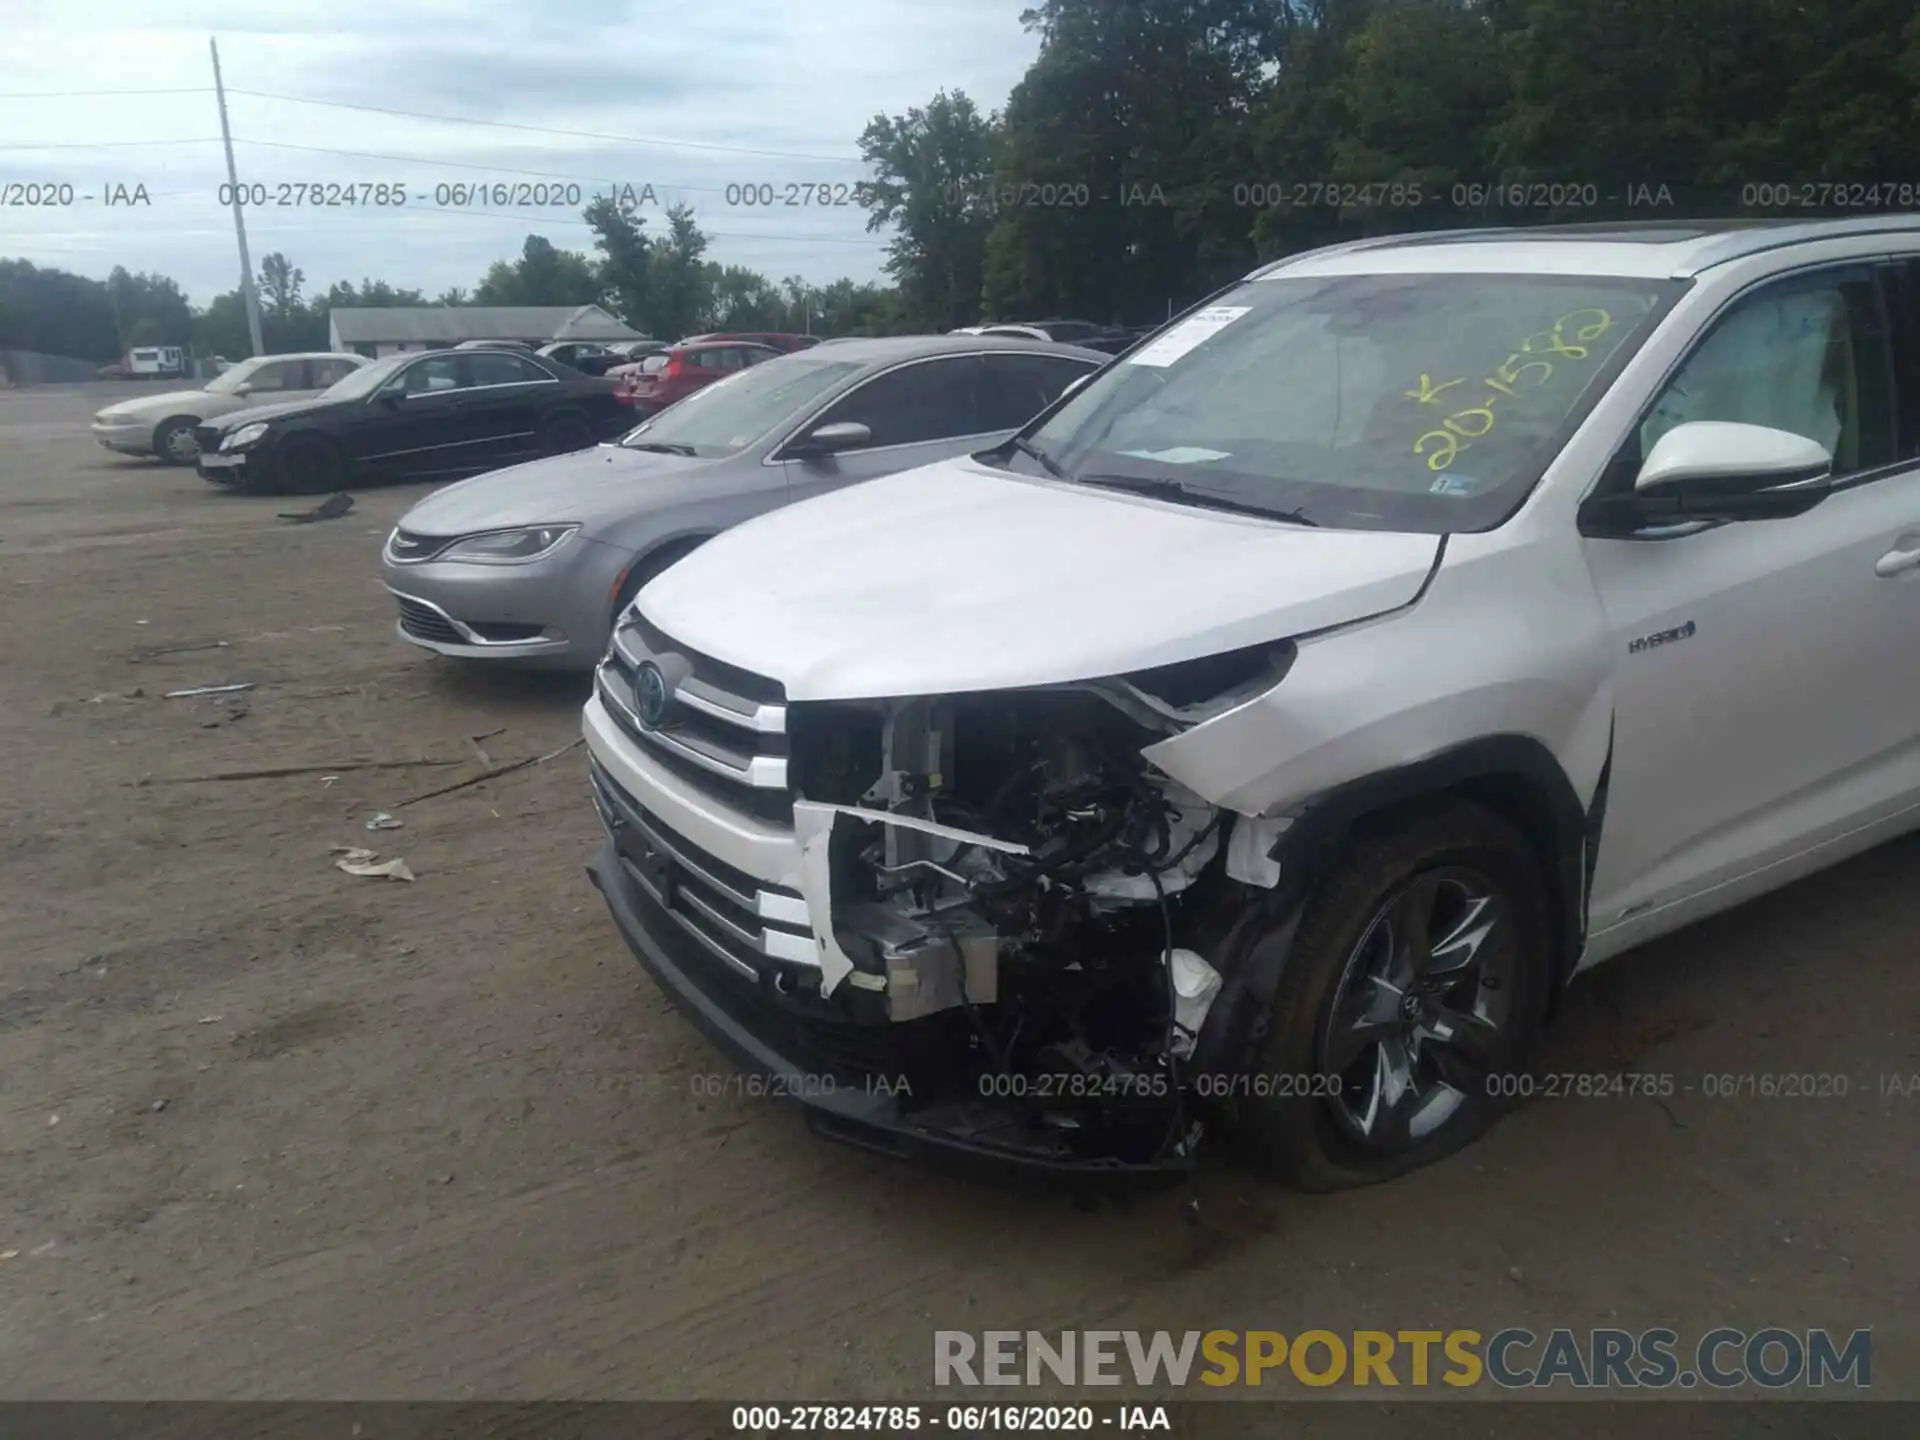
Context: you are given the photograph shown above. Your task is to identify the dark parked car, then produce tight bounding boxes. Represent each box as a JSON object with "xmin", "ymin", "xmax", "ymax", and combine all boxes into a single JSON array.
[
  {"xmin": 677, "ymin": 331, "xmax": 820, "ymax": 353},
  {"xmin": 609, "ymin": 339, "xmax": 782, "ymax": 415},
  {"xmin": 537, "ymin": 341, "xmax": 622, "ymax": 376},
  {"xmin": 193, "ymin": 347, "xmax": 629, "ymax": 494}
]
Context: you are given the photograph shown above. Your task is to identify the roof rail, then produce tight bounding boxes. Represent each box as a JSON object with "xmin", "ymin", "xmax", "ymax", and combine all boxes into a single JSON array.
[
  {"xmin": 1247, "ymin": 225, "xmax": 1548, "ymax": 277},
  {"xmin": 1673, "ymin": 212, "xmax": 1920, "ymax": 274}
]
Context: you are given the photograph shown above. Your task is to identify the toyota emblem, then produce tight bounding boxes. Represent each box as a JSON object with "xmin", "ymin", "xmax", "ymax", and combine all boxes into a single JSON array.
[{"xmin": 635, "ymin": 661, "xmax": 671, "ymax": 726}]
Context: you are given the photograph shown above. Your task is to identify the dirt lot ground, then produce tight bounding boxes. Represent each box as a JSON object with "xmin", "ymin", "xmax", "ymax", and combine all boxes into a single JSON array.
[{"xmin": 0, "ymin": 382, "xmax": 1915, "ymax": 1412}]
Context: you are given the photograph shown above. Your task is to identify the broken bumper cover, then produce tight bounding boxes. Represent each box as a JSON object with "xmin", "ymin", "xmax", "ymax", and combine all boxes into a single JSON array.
[{"xmin": 586, "ymin": 834, "xmax": 1191, "ymax": 1185}]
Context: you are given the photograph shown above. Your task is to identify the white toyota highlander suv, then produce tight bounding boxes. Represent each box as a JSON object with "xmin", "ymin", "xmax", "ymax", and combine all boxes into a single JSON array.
[{"xmin": 582, "ymin": 217, "xmax": 1920, "ymax": 1189}]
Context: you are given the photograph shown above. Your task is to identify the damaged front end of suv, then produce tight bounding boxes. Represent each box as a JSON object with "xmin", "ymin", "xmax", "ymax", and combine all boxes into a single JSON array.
[{"xmin": 590, "ymin": 625, "xmax": 1311, "ymax": 1181}]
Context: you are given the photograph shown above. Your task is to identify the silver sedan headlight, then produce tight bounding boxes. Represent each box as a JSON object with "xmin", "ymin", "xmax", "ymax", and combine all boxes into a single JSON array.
[
  {"xmin": 220, "ymin": 421, "xmax": 269, "ymax": 451},
  {"xmin": 438, "ymin": 525, "xmax": 579, "ymax": 564}
]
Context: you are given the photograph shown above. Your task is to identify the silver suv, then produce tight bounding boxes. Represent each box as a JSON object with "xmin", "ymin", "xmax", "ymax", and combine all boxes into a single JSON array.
[{"xmin": 584, "ymin": 217, "xmax": 1920, "ymax": 1186}]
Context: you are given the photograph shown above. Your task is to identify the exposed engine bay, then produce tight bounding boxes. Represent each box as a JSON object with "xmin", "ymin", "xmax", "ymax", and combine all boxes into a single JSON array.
[{"xmin": 785, "ymin": 673, "xmax": 1286, "ymax": 1170}]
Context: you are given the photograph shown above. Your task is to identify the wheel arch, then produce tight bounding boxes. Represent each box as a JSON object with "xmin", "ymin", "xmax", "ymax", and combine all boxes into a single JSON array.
[
  {"xmin": 1193, "ymin": 732, "xmax": 1606, "ymax": 1078},
  {"xmin": 609, "ymin": 531, "xmax": 714, "ymax": 621}
]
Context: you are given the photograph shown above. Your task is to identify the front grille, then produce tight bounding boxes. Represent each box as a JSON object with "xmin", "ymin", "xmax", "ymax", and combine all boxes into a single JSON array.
[
  {"xmin": 596, "ymin": 612, "xmax": 792, "ymax": 823},
  {"xmin": 192, "ymin": 423, "xmax": 224, "ymax": 454},
  {"xmin": 395, "ymin": 595, "xmax": 462, "ymax": 645},
  {"xmin": 590, "ymin": 761, "xmax": 814, "ymax": 983},
  {"xmin": 387, "ymin": 529, "xmax": 451, "ymax": 562}
]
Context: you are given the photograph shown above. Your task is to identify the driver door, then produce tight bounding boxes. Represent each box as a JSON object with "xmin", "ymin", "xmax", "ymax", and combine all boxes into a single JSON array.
[
  {"xmin": 353, "ymin": 354, "xmax": 480, "ymax": 480},
  {"xmin": 1582, "ymin": 261, "xmax": 1920, "ymax": 955}
]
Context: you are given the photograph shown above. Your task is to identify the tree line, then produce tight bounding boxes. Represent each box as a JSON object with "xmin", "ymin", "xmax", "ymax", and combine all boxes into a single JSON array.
[
  {"xmin": 860, "ymin": 0, "xmax": 1920, "ymax": 328},
  {"xmin": 4, "ymin": 0, "xmax": 1917, "ymax": 362},
  {"xmin": 0, "ymin": 198, "xmax": 903, "ymax": 365}
]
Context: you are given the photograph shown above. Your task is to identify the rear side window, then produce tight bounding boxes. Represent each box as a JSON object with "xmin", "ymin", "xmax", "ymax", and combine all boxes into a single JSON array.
[
  {"xmin": 976, "ymin": 353, "xmax": 1098, "ymax": 430},
  {"xmin": 313, "ymin": 359, "xmax": 358, "ymax": 387},
  {"xmin": 466, "ymin": 353, "xmax": 551, "ymax": 387},
  {"xmin": 813, "ymin": 356, "xmax": 982, "ymax": 447}
]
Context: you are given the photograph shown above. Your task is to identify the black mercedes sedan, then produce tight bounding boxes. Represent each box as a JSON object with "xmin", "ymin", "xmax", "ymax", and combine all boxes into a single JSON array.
[{"xmin": 194, "ymin": 347, "xmax": 632, "ymax": 493}]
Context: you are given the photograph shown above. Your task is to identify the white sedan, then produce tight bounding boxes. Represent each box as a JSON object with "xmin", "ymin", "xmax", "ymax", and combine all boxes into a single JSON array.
[{"xmin": 90, "ymin": 352, "xmax": 367, "ymax": 464}]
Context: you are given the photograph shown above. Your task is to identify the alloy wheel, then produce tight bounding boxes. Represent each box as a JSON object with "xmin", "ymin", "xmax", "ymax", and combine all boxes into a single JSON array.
[{"xmin": 1318, "ymin": 866, "xmax": 1515, "ymax": 1152}]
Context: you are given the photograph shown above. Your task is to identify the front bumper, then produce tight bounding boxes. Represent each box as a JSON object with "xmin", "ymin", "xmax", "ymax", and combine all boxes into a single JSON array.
[
  {"xmin": 585, "ymin": 761, "xmax": 1191, "ymax": 1185},
  {"xmin": 90, "ymin": 421, "xmax": 152, "ymax": 456},
  {"xmin": 380, "ymin": 536, "xmax": 620, "ymax": 667}
]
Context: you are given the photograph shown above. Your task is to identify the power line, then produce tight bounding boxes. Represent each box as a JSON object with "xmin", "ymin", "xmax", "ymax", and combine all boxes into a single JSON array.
[
  {"xmin": 0, "ymin": 137, "xmax": 219, "ymax": 151},
  {"xmin": 0, "ymin": 87, "xmax": 213, "ymax": 98},
  {"xmin": 226, "ymin": 89, "xmax": 865, "ymax": 165}
]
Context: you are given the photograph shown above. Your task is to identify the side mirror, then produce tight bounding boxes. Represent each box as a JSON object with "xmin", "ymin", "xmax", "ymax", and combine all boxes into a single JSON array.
[
  {"xmin": 1582, "ymin": 420, "xmax": 1835, "ymax": 536},
  {"xmin": 376, "ymin": 391, "xmax": 404, "ymax": 409},
  {"xmin": 231, "ymin": 382, "xmax": 253, "ymax": 397},
  {"xmin": 1635, "ymin": 420, "xmax": 1832, "ymax": 496},
  {"xmin": 787, "ymin": 421, "xmax": 871, "ymax": 458}
]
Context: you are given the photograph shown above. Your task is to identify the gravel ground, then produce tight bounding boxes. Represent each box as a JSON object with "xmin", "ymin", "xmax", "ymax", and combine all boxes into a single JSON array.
[{"xmin": 0, "ymin": 383, "xmax": 1914, "ymax": 1416}]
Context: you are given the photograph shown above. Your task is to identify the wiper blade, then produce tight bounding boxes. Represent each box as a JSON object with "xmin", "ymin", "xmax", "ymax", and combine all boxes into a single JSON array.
[
  {"xmin": 622, "ymin": 440, "xmax": 696, "ymax": 456},
  {"xmin": 1010, "ymin": 435, "xmax": 1066, "ymax": 479},
  {"xmin": 1074, "ymin": 473, "xmax": 1318, "ymax": 526}
]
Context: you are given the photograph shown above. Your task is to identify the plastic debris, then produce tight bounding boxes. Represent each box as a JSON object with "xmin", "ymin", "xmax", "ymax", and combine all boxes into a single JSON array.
[
  {"xmin": 164, "ymin": 683, "xmax": 255, "ymax": 699},
  {"xmin": 365, "ymin": 813, "xmax": 403, "ymax": 831},
  {"xmin": 330, "ymin": 846, "xmax": 415, "ymax": 882},
  {"xmin": 278, "ymin": 493, "xmax": 354, "ymax": 524}
]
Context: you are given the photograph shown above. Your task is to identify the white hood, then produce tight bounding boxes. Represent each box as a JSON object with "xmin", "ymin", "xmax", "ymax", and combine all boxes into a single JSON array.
[{"xmin": 637, "ymin": 457, "xmax": 1441, "ymax": 700}]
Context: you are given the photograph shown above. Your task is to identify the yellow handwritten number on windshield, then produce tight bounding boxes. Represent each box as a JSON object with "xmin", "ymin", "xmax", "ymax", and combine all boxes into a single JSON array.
[{"xmin": 1413, "ymin": 308, "xmax": 1614, "ymax": 471}]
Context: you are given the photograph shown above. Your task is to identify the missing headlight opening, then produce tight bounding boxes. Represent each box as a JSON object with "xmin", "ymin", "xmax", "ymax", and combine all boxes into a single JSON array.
[{"xmin": 784, "ymin": 689, "xmax": 1247, "ymax": 1170}]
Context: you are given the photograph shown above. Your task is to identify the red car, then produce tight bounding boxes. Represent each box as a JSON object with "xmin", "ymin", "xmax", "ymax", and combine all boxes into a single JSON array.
[
  {"xmin": 610, "ymin": 339, "xmax": 782, "ymax": 413},
  {"xmin": 677, "ymin": 331, "xmax": 820, "ymax": 353}
]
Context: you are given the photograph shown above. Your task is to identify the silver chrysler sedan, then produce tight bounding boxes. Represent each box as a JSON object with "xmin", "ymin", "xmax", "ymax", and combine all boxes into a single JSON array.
[{"xmin": 380, "ymin": 334, "xmax": 1104, "ymax": 668}]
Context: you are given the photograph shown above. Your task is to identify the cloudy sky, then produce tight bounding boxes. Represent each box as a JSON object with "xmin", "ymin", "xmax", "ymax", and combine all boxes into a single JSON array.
[{"xmin": 0, "ymin": 0, "xmax": 1038, "ymax": 306}]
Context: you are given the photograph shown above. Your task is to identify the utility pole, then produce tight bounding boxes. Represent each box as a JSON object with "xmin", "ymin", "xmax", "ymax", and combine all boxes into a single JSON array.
[{"xmin": 210, "ymin": 37, "xmax": 264, "ymax": 358}]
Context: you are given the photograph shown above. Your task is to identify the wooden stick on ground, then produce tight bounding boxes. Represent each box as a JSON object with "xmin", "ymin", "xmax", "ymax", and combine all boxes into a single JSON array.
[
  {"xmin": 137, "ymin": 758, "xmax": 465, "ymax": 786},
  {"xmin": 396, "ymin": 738, "xmax": 584, "ymax": 807}
]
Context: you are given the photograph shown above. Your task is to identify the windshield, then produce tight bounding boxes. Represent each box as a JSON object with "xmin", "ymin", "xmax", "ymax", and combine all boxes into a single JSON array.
[
  {"xmin": 321, "ymin": 352, "xmax": 409, "ymax": 401},
  {"xmin": 1022, "ymin": 272, "xmax": 1681, "ymax": 532},
  {"xmin": 619, "ymin": 355, "xmax": 862, "ymax": 455}
]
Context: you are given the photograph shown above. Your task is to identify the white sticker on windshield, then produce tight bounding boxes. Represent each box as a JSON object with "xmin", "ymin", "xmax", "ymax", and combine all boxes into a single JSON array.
[
  {"xmin": 1120, "ymin": 446, "xmax": 1232, "ymax": 465},
  {"xmin": 1125, "ymin": 306, "xmax": 1251, "ymax": 368}
]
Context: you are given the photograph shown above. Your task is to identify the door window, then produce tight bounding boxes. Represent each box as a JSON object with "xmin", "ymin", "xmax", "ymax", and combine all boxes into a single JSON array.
[
  {"xmin": 389, "ymin": 355, "xmax": 463, "ymax": 396},
  {"xmin": 810, "ymin": 357, "xmax": 981, "ymax": 449},
  {"xmin": 247, "ymin": 360, "xmax": 305, "ymax": 392},
  {"xmin": 1639, "ymin": 269, "xmax": 1897, "ymax": 477},
  {"xmin": 312, "ymin": 358, "xmax": 359, "ymax": 387},
  {"xmin": 976, "ymin": 353, "xmax": 1099, "ymax": 430}
]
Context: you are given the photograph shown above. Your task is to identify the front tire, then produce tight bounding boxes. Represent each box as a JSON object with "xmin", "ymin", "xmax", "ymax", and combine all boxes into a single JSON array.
[
  {"xmin": 1236, "ymin": 801, "xmax": 1552, "ymax": 1190},
  {"xmin": 153, "ymin": 416, "xmax": 200, "ymax": 465}
]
